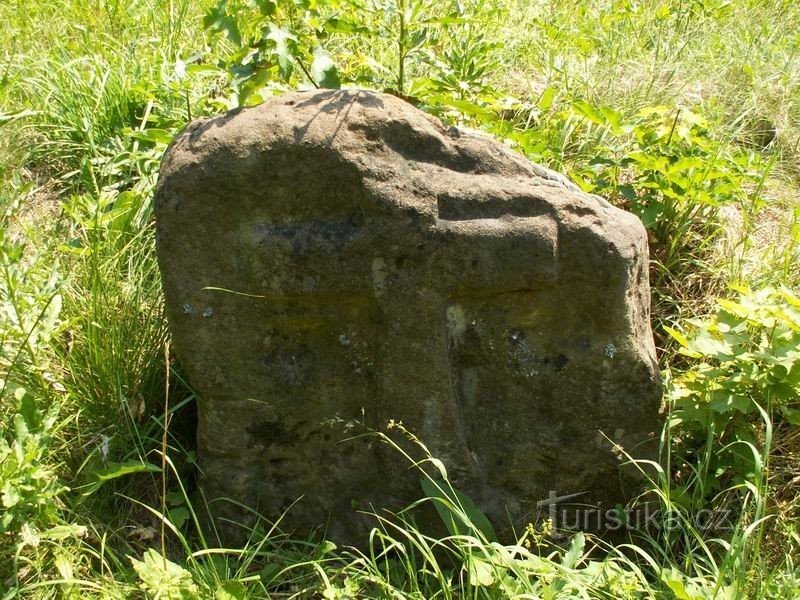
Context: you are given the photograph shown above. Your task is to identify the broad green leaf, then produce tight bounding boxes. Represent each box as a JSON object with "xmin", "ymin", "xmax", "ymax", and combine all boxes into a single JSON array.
[
  {"xmin": 728, "ymin": 282, "xmax": 752, "ymax": 296},
  {"xmin": 689, "ymin": 329, "xmax": 733, "ymax": 357},
  {"xmin": 1, "ymin": 482, "xmax": 20, "ymax": 508},
  {"xmin": 310, "ymin": 47, "xmax": 340, "ymax": 89},
  {"xmin": 324, "ymin": 18, "xmax": 370, "ymax": 34},
  {"xmin": 125, "ymin": 128, "xmax": 174, "ymax": 145},
  {"xmin": 248, "ymin": 0, "xmax": 276, "ymax": 15},
  {"xmin": 13, "ymin": 413, "xmax": 30, "ymax": 443},
  {"xmin": 204, "ymin": 3, "xmax": 242, "ymax": 46},
  {"xmin": 316, "ymin": 540, "xmax": 337, "ymax": 558},
  {"xmin": 215, "ymin": 581, "xmax": 247, "ymax": 600},
  {"xmin": 420, "ymin": 478, "xmax": 497, "ymax": 541},
  {"xmin": 467, "ymin": 556, "xmax": 496, "ymax": 587},
  {"xmin": 83, "ymin": 460, "xmax": 161, "ymax": 495},
  {"xmin": 538, "ymin": 84, "xmax": 556, "ymax": 110},
  {"xmin": 572, "ymin": 100, "xmax": 605, "ymax": 126},
  {"xmin": 717, "ymin": 299, "xmax": 750, "ymax": 319},
  {"xmin": 708, "ymin": 392, "xmax": 751, "ymax": 414},
  {"xmin": 237, "ymin": 66, "xmax": 272, "ymax": 106},
  {"xmin": 169, "ymin": 507, "xmax": 191, "ymax": 529},
  {"xmin": 426, "ymin": 96, "xmax": 497, "ymax": 121},
  {"xmin": 15, "ymin": 387, "xmax": 41, "ymax": 432},
  {"xmin": 781, "ymin": 407, "xmax": 800, "ymax": 426},
  {"xmin": 41, "ymin": 524, "xmax": 88, "ymax": 540},
  {"xmin": 600, "ymin": 106, "xmax": 623, "ymax": 133},
  {"xmin": 131, "ymin": 549, "xmax": 199, "ymax": 600},
  {"xmin": 669, "ymin": 156, "xmax": 705, "ymax": 173},
  {"xmin": 265, "ymin": 24, "xmax": 297, "ymax": 81},
  {"xmin": 637, "ymin": 202, "xmax": 665, "ymax": 228},
  {"xmin": 561, "ymin": 531, "xmax": 585, "ymax": 569},
  {"xmin": 186, "ymin": 64, "xmax": 226, "ymax": 76},
  {"xmin": 660, "ymin": 570, "xmax": 694, "ymax": 600},
  {"xmin": 663, "ymin": 326, "xmax": 690, "ymax": 348}
]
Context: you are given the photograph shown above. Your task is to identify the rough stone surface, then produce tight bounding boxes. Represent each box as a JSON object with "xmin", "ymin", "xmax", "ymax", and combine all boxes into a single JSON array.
[{"xmin": 154, "ymin": 89, "xmax": 662, "ymax": 543}]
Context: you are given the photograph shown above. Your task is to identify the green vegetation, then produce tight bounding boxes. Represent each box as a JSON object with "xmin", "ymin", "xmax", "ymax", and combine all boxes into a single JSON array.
[{"xmin": 1, "ymin": 0, "xmax": 799, "ymax": 597}]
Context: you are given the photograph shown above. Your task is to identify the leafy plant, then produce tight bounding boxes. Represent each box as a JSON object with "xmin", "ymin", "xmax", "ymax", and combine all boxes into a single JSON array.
[
  {"xmin": 667, "ymin": 285, "xmax": 800, "ymax": 496},
  {"xmin": 0, "ymin": 388, "xmax": 66, "ymax": 536},
  {"xmin": 203, "ymin": 0, "xmax": 345, "ymax": 105},
  {"xmin": 131, "ymin": 548, "xmax": 200, "ymax": 600},
  {"xmin": 202, "ymin": 0, "xmax": 507, "ymax": 112}
]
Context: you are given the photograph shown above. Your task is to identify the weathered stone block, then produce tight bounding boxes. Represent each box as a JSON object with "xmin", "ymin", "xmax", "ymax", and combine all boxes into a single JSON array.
[{"xmin": 154, "ymin": 89, "xmax": 662, "ymax": 542}]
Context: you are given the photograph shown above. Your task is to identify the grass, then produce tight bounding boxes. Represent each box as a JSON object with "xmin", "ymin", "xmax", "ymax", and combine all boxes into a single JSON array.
[
  {"xmin": 501, "ymin": 0, "xmax": 800, "ymax": 169},
  {"xmin": 1, "ymin": 0, "xmax": 799, "ymax": 597}
]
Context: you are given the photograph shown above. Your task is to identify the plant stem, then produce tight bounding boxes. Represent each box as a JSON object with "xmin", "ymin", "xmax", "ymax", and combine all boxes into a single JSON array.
[{"xmin": 398, "ymin": 0, "xmax": 406, "ymax": 95}]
